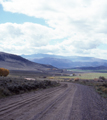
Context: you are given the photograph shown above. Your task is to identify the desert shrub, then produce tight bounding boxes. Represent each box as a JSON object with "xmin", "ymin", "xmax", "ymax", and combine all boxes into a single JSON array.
[
  {"xmin": 49, "ymin": 77, "xmax": 54, "ymax": 79},
  {"xmin": 74, "ymin": 78, "xmax": 79, "ymax": 81},
  {"xmin": 0, "ymin": 68, "xmax": 3, "ymax": 76},
  {"xmin": 99, "ymin": 76, "xmax": 106, "ymax": 80},
  {"xmin": 94, "ymin": 78, "xmax": 99, "ymax": 81},
  {"xmin": 69, "ymin": 78, "xmax": 72, "ymax": 81},
  {"xmin": 102, "ymin": 83, "xmax": 107, "ymax": 87},
  {"xmin": 73, "ymin": 73, "xmax": 75, "ymax": 76},
  {"xmin": 43, "ymin": 76, "xmax": 46, "ymax": 78},
  {"xmin": 0, "ymin": 78, "xmax": 59, "ymax": 97},
  {"xmin": 0, "ymin": 87, "xmax": 11, "ymax": 97},
  {"xmin": 102, "ymin": 88, "xmax": 107, "ymax": 93},
  {"xmin": 0, "ymin": 68, "xmax": 9, "ymax": 77},
  {"xmin": 98, "ymin": 86, "xmax": 107, "ymax": 93},
  {"xmin": 8, "ymin": 85, "xmax": 20, "ymax": 94}
]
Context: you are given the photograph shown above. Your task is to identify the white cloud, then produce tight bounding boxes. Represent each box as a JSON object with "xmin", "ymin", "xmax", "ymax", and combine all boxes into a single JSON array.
[
  {"xmin": 0, "ymin": 0, "xmax": 107, "ymax": 59},
  {"xmin": 0, "ymin": 22, "xmax": 58, "ymax": 54}
]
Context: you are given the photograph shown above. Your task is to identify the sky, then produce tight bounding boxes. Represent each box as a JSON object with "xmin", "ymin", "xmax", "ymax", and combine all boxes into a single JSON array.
[{"xmin": 0, "ymin": 0, "xmax": 107, "ymax": 59}]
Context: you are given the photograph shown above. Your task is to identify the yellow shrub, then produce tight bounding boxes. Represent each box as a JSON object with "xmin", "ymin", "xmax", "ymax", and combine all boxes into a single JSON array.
[
  {"xmin": 74, "ymin": 78, "xmax": 79, "ymax": 81},
  {"xmin": 49, "ymin": 77, "xmax": 54, "ymax": 79},
  {"xmin": 0, "ymin": 68, "xmax": 9, "ymax": 77},
  {"xmin": 102, "ymin": 87, "xmax": 107, "ymax": 93}
]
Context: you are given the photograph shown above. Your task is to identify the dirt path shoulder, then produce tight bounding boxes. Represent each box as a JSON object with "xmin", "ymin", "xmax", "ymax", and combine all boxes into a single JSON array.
[{"xmin": 0, "ymin": 82, "xmax": 107, "ymax": 120}]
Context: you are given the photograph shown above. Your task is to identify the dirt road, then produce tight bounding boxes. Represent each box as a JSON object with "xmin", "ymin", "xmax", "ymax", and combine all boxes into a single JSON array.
[{"xmin": 0, "ymin": 83, "xmax": 107, "ymax": 120}]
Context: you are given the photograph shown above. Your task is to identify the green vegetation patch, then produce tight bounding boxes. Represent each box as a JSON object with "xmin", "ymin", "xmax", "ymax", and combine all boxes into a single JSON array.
[
  {"xmin": 76, "ymin": 73, "xmax": 107, "ymax": 79},
  {"xmin": 67, "ymin": 69, "xmax": 92, "ymax": 72},
  {"xmin": 55, "ymin": 73, "xmax": 107, "ymax": 80}
]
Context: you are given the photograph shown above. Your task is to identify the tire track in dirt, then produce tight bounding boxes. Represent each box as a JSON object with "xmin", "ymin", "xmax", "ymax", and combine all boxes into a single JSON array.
[
  {"xmin": 0, "ymin": 83, "xmax": 107, "ymax": 120},
  {"xmin": 0, "ymin": 83, "xmax": 68, "ymax": 120},
  {"xmin": 0, "ymin": 84, "xmax": 65, "ymax": 109},
  {"xmin": 0, "ymin": 84, "xmax": 64, "ymax": 113},
  {"xmin": 31, "ymin": 84, "xmax": 76, "ymax": 120},
  {"xmin": 37, "ymin": 84, "xmax": 77, "ymax": 120}
]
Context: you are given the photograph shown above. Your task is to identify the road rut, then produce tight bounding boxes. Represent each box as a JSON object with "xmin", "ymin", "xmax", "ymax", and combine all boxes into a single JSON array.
[{"xmin": 0, "ymin": 83, "xmax": 107, "ymax": 120}]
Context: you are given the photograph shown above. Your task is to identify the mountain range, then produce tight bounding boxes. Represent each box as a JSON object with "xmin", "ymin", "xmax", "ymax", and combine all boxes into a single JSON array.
[
  {"xmin": 1, "ymin": 52, "xmax": 107, "ymax": 70},
  {"xmin": 21, "ymin": 53, "xmax": 107, "ymax": 68},
  {"xmin": 0, "ymin": 52, "xmax": 57, "ymax": 71}
]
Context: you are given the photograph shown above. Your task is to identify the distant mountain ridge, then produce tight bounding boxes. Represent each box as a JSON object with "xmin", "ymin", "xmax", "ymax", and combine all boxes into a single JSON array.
[
  {"xmin": 73, "ymin": 66, "xmax": 107, "ymax": 70},
  {"xmin": 0, "ymin": 52, "xmax": 57, "ymax": 71},
  {"xmin": 21, "ymin": 53, "xmax": 107, "ymax": 68}
]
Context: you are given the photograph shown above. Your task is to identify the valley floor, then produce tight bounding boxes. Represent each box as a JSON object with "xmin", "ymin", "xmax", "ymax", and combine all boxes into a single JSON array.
[{"xmin": 0, "ymin": 82, "xmax": 107, "ymax": 120}]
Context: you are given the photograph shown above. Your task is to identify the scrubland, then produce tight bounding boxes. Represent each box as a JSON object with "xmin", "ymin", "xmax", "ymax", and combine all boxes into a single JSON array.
[
  {"xmin": 0, "ymin": 70, "xmax": 60, "ymax": 98},
  {"xmin": 0, "ymin": 69, "xmax": 107, "ymax": 98}
]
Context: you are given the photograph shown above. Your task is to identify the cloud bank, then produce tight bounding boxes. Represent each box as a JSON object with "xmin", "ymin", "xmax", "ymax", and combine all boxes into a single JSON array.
[{"xmin": 0, "ymin": 0, "xmax": 107, "ymax": 59}]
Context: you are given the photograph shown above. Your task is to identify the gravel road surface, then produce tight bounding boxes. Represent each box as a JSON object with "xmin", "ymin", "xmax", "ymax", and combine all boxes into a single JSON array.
[{"xmin": 0, "ymin": 83, "xmax": 107, "ymax": 120}]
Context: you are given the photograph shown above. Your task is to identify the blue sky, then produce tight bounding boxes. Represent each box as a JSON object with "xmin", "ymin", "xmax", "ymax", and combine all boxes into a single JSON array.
[
  {"xmin": 0, "ymin": 4, "xmax": 46, "ymax": 25},
  {"xmin": 0, "ymin": 0, "xmax": 107, "ymax": 59}
]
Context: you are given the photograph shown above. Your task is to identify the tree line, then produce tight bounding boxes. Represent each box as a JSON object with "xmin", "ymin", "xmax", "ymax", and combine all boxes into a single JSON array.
[{"xmin": 0, "ymin": 68, "xmax": 9, "ymax": 77}]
